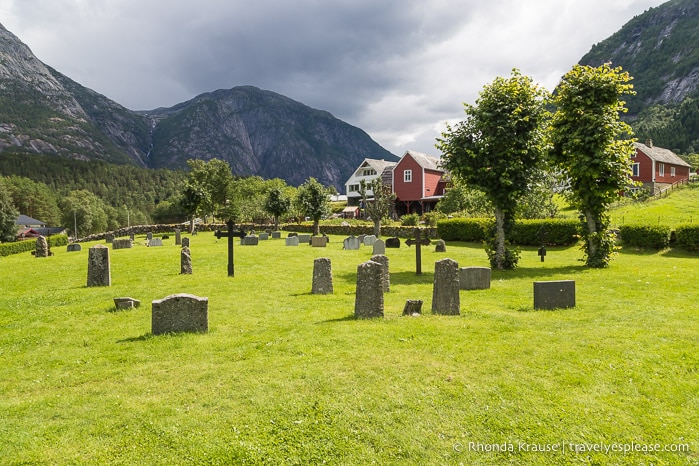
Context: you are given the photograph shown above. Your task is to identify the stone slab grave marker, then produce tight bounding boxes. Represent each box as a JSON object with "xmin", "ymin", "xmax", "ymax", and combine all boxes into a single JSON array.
[
  {"xmin": 129, "ymin": 232, "xmax": 135, "ymax": 242},
  {"xmin": 259, "ymin": 232, "xmax": 269, "ymax": 240},
  {"xmin": 241, "ymin": 234, "xmax": 259, "ymax": 246},
  {"xmin": 357, "ymin": 234, "xmax": 366, "ymax": 244},
  {"xmin": 405, "ymin": 228, "xmax": 431, "ymax": 275},
  {"xmin": 533, "ymin": 280, "xmax": 575, "ymax": 310},
  {"xmin": 67, "ymin": 243, "xmax": 82, "ymax": 252},
  {"xmin": 297, "ymin": 234, "xmax": 311, "ymax": 244},
  {"xmin": 182, "ymin": 237, "xmax": 190, "ymax": 248},
  {"xmin": 385, "ymin": 237, "xmax": 400, "ymax": 248},
  {"xmin": 370, "ymin": 254, "xmax": 390, "ymax": 292},
  {"xmin": 112, "ymin": 238, "xmax": 132, "ymax": 249},
  {"xmin": 175, "ymin": 229, "xmax": 182, "ymax": 245},
  {"xmin": 35, "ymin": 236, "xmax": 49, "ymax": 258},
  {"xmin": 181, "ymin": 246, "xmax": 192, "ymax": 274},
  {"xmin": 214, "ymin": 220, "xmax": 247, "ymax": 277},
  {"xmin": 149, "ymin": 237, "xmax": 163, "ymax": 247},
  {"xmin": 151, "ymin": 293, "xmax": 208, "ymax": 335},
  {"xmin": 271, "ymin": 231, "xmax": 281, "ymax": 239},
  {"xmin": 113, "ymin": 297, "xmax": 141, "ymax": 310},
  {"xmin": 343, "ymin": 235, "xmax": 360, "ymax": 250},
  {"xmin": 146, "ymin": 232, "xmax": 153, "ymax": 241},
  {"xmin": 432, "ymin": 258, "xmax": 460, "ymax": 315},
  {"xmin": 87, "ymin": 244, "xmax": 111, "ymax": 287},
  {"xmin": 372, "ymin": 239, "xmax": 386, "ymax": 255},
  {"xmin": 402, "ymin": 299, "xmax": 423, "ymax": 316},
  {"xmin": 105, "ymin": 233, "xmax": 114, "ymax": 244},
  {"xmin": 354, "ymin": 260, "xmax": 384, "ymax": 319},
  {"xmin": 434, "ymin": 239, "xmax": 446, "ymax": 252},
  {"xmin": 311, "ymin": 236, "xmax": 328, "ymax": 247},
  {"xmin": 459, "ymin": 266, "xmax": 491, "ymax": 290},
  {"xmin": 285, "ymin": 236, "xmax": 299, "ymax": 247},
  {"xmin": 363, "ymin": 235, "xmax": 377, "ymax": 246},
  {"xmin": 312, "ymin": 257, "xmax": 333, "ymax": 294}
]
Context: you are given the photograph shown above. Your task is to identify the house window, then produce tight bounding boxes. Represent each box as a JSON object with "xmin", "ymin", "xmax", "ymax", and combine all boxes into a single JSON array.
[
  {"xmin": 348, "ymin": 184, "xmax": 360, "ymax": 193},
  {"xmin": 362, "ymin": 168, "xmax": 376, "ymax": 176},
  {"xmin": 404, "ymin": 170, "xmax": 412, "ymax": 182},
  {"xmin": 632, "ymin": 163, "xmax": 640, "ymax": 177},
  {"xmin": 671, "ymin": 166, "xmax": 676, "ymax": 177},
  {"xmin": 658, "ymin": 163, "xmax": 665, "ymax": 177}
]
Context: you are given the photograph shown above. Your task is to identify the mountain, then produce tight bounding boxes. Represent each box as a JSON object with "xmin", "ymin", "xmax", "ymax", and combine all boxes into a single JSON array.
[
  {"xmin": 0, "ymin": 23, "xmax": 397, "ymax": 189},
  {"xmin": 578, "ymin": 0, "xmax": 699, "ymax": 153}
]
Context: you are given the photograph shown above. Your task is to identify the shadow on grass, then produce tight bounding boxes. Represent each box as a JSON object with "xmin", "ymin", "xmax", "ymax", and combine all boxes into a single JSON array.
[
  {"xmin": 317, "ymin": 314, "xmax": 356, "ymax": 324},
  {"xmin": 491, "ymin": 265, "xmax": 586, "ymax": 281},
  {"xmin": 117, "ymin": 333, "xmax": 154, "ymax": 343},
  {"xmin": 334, "ymin": 270, "xmax": 435, "ymax": 287},
  {"xmin": 516, "ymin": 306, "xmax": 580, "ymax": 313}
]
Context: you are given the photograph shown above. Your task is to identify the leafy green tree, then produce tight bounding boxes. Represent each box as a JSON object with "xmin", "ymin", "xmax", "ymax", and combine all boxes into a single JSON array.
[
  {"xmin": 550, "ymin": 63, "xmax": 636, "ymax": 267},
  {"xmin": 264, "ymin": 187, "xmax": 291, "ymax": 231},
  {"xmin": 0, "ymin": 178, "xmax": 19, "ymax": 242},
  {"xmin": 359, "ymin": 178, "xmax": 396, "ymax": 237},
  {"xmin": 180, "ymin": 183, "xmax": 210, "ymax": 233},
  {"xmin": 4, "ymin": 176, "xmax": 61, "ymax": 226},
  {"xmin": 436, "ymin": 180, "xmax": 492, "ymax": 217},
  {"xmin": 184, "ymin": 159, "xmax": 234, "ymax": 221},
  {"xmin": 295, "ymin": 178, "xmax": 331, "ymax": 236},
  {"xmin": 59, "ymin": 190, "xmax": 109, "ymax": 238},
  {"xmin": 437, "ymin": 69, "xmax": 550, "ymax": 269}
]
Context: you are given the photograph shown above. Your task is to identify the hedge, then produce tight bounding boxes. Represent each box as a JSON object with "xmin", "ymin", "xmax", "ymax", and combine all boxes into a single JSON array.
[
  {"xmin": 437, "ymin": 218, "xmax": 493, "ymax": 242},
  {"xmin": 619, "ymin": 224, "xmax": 671, "ymax": 249},
  {"xmin": 675, "ymin": 224, "xmax": 699, "ymax": 251},
  {"xmin": 0, "ymin": 235, "xmax": 69, "ymax": 257},
  {"xmin": 437, "ymin": 217, "xmax": 581, "ymax": 246}
]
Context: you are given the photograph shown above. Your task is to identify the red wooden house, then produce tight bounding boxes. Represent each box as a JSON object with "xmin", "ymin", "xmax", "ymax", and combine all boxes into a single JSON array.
[
  {"xmin": 391, "ymin": 150, "xmax": 448, "ymax": 215},
  {"xmin": 631, "ymin": 142, "xmax": 691, "ymax": 193}
]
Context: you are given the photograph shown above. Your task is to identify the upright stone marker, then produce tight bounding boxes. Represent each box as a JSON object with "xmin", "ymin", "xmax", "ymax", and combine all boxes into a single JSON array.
[
  {"xmin": 182, "ymin": 237, "xmax": 190, "ymax": 248},
  {"xmin": 434, "ymin": 240, "xmax": 446, "ymax": 252},
  {"xmin": 35, "ymin": 236, "xmax": 49, "ymax": 258},
  {"xmin": 533, "ymin": 280, "xmax": 576, "ymax": 310},
  {"xmin": 112, "ymin": 238, "xmax": 132, "ymax": 250},
  {"xmin": 363, "ymin": 235, "xmax": 377, "ymax": 246},
  {"xmin": 241, "ymin": 235, "xmax": 259, "ymax": 246},
  {"xmin": 370, "ymin": 254, "xmax": 390, "ymax": 292},
  {"xmin": 298, "ymin": 234, "xmax": 311, "ymax": 244},
  {"xmin": 114, "ymin": 297, "xmax": 141, "ymax": 310},
  {"xmin": 105, "ymin": 233, "xmax": 114, "ymax": 244},
  {"xmin": 272, "ymin": 231, "xmax": 281, "ymax": 239},
  {"xmin": 402, "ymin": 300, "xmax": 423, "ymax": 316},
  {"xmin": 214, "ymin": 220, "xmax": 246, "ymax": 277},
  {"xmin": 149, "ymin": 237, "xmax": 164, "ymax": 247},
  {"xmin": 67, "ymin": 243, "xmax": 82, "ymax": 252},
  {"xmin": 354, "ymin": 260, "xmax": 384, "ymax": 319},
  {"xmin": 372, "ymin": 239, "xmax": 386, "ymax": 255},
  {"xmin": 175, "ymin": 229, "xmax": 182, "ymax": 245},
  {"xmin": 87, "ymin": 244, "xmax": 111, "ymax": 287},
  {"xmin": 459, "ymin": 266, "xmax": 491, "ymax": 290},
  {"xmin": 129, "ymin": 232, "xmax": 135, "ymax": 242},
  {"xmin": 259, "ymin": 232, "xmax": 269, "ymax": 240},
  {"xmin": 343, "ymin": 236, "xmax": 360, "ymax": 250},
  {"xmin": 181, "ymin": 246, "xmax": 192, "ymax": 274},
  {"xmin": 385, "ymin": 237, "xmax": 401, "ymax": 248},
  {"xmin": 146, "ymin": 232, "xmax": 153, "ymax": 241},
  {"xmin": 151, "ymin": 293, "xmax": 208, "ymax": 335},
  {"xmin": 311, "ymin": 236, "xmax": 327, "ymax": 247},
  {"xmin": 432, "ymin": 258, "xmax": 460, "ymax": 315},
  {"xmin": 285, "ymin": 236, "xmax": 299, "ymax": 247},
  {"xmin": 312, "ymin": 257, "xmax": 333, "ymax": 294}
]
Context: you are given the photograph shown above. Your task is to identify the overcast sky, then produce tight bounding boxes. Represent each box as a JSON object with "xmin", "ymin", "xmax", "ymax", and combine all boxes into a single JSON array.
[{"xmin": 1, "ymin": 0, "xmax": 666, "ymax": 157}]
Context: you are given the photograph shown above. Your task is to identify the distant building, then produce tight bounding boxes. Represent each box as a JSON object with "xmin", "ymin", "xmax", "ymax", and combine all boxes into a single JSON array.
[
  {"xmin": 15, "ymin": 215, "xmax": 66, "ymax": 240},
  {"xmin": 391, "ymin": 150, "xmax": 448, "ymax": 215},
  {"xmin": 631, "ymin": 141, "xmax": 691, "ymax": 193},
  {"xmin": 344, "ymin": 159, "xmax": 397, "ymax": 206}
]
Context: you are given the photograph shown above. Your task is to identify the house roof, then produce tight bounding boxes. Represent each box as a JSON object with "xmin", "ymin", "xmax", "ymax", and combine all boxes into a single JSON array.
[
  {"xmin": 634, "ymin": 142, "xmax": 691, "ymax": 167},
  {"xmin": 358, "ymin": 158, "xmax": 397, "ymax": 174},
  {"xmin": 15, "ymin": 214, "xmax": 46, "ymax": 226},
  {"xmin": 402, "ymin": 150, "xmax": 442, "ymax": 171}
]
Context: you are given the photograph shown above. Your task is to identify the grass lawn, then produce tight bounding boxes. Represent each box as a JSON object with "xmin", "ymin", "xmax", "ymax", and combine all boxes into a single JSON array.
[{"xmin": 0, "ymin": 232, "xmax": 697, "ymax": 465}]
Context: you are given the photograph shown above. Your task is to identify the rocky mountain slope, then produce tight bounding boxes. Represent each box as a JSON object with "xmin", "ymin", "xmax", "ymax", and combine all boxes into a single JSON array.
[{"xmin": 0, "ymin": 23, "xmax": 396, "ymax": 189}]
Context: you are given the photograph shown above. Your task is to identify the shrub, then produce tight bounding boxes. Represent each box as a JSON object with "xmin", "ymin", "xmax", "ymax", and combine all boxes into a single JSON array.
[
  {"xmin": 619, "ymin": 224, "xmax": 671, "ymax": 249},
  {"xmin": 675, "ymin": 224, "xmax": 699, "ymax": 251},
  {"xmin": 510, "ymin": 219, "xmax": 582, "ymax": 246},
  {"xmin": 0, "ymin": 235, "xmax": 68, "ymax": 257},
  {"xmin": 422, "ymin": 211, "xmax": 446, "ymax": 227},
  {"xmin": 400, "ymin": 213, "xmax": 420, "ymax": 226},
  {"xmin": 437, "ymin": 218, "xmax": 493, "ymax": 242}
]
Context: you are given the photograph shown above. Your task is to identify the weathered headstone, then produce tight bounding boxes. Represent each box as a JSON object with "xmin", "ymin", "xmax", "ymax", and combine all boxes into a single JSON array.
[
  {"xmin": 354, "ymin": 260, "xmax": 384, "ymax": 319},
  {"xmin": 35, "ymin": 236, "xmax": 49, "ymax": 258},
  {"xmin": 298, "ymin": 234, "xmax": 311, "ymax": 244},
  {"xmin": 66, "ymin": 243, "xmax": 82, "ymax": 252},
  {"xmin": 370, "ymin": 254, "xmax": 390, "ymax": 292},
  {"xmin": 113, "ymin": 297, "xmax": 141, "ymax": 310},
  {"xmin": 372, "ymin": 239, "xmax": 386, "ymax": 255},
  {"xmin": 287, "ymin": 232, "xmax": 298, "ymax": 237},
  {"xmin": 129, "ymin": 232, "xmax": 135, "ymax": 242},
  {"xmin": 311, "ymin": 236, "xmax": 327, "ymax": 247},
  {"xmin": 151, "ymin": 293, "xmax": 208, "ymax": 335},
  {"xmin": 434, "ymin": 239, "xmax": 446, "ymax": 253},
  {"xmin": 87, "ymin": 244, "xmax": 111, "ymax": 287},
  {"xmin": 533, "ymin": 280, "xmax": 576, "ymax": 310},
  {"xmin": 312, "ymin": 257, "xmax": 333, "ymax": 294},
  {"xmin": 175, "ymin": 229, "xmax": 182, "ymax": 245},
  {"xmin": 402, "ymin": 299, "xmax": 423, "ymax": 316},
  {"xmin": 432, "ymin": 258, "xmax": 460, "ymax": 315},
  {"xmin": 285, "ymin": 236, "xmax": 299, "ymax": 246},
  {"xmin": 181, "ymin": 246, "xmax": 192, "ymax": 274},
  {"xmin": 357, "ymin": 234, "xmax": 367, "ymax": 244},
  {"xmin": 146, "ymin": 232, "xmax": 153, "ymax": 241},
  {"xmin": 149, "ymin": 237, "xmax": 164, "ymax": 247},
  {"xmin": 363, "ymin": 235, "xmax": 377, "ymax": 246},
  {"xmin": 459, "ymin": 266, "xmax": 491, "ymax": 290},
  {"xmin": 272, "ymin": 231, "xmax": 281, "ymax": 239},
  {"xmin": 385, "ymin": 237, "xmax": 401, "ymax": 248},
  {"xmin": 112, "ymin": 238, "xmax": 132, "ymax": 250},
  {"xmin": 343, "ymin": 235, "xmax": 361, "ymax": 250},
  {"xmin": 182, "ymin": 237, "xmax": 190, "ymax": 248},
  {"xmin": 105, "ymin": 233, "xmax": 114, "ymax": 244},
  {"xmin": 241, "ymin": 235, "xmax": 259, "ymax": 246},
  {"xmin": 259, "ymin": 232, "xmax": 269, "ymax": 240}
]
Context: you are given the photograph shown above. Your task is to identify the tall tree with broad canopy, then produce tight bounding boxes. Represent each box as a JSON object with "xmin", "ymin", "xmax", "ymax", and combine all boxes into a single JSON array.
[
  {"xmin": 183, "ymin": 159, "xmax": 234, "ymax": 222},
  {"xmin": 295, "ymin": 177, "xmax": 331, "ymax": 236},
  {"xmin": 0, "ymin": 178, "xmax": 19, "ymax": 243},
  {"xmin": 550, "ymin": 63, "xmax": 635, "ymax": 268},
  {"xmin": 437, "ymin": 69, "xmax": 549, "ymax": 269},
  {"xmin": 359, "ymin": 178, "xmax": 396, "ymax": 237},
  {"xmin": 264, "ymin": 187, "xmax": 291, "ymax": 231}
]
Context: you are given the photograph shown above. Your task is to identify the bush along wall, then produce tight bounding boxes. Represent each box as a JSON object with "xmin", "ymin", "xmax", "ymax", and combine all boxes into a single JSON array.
[
  {"xmin": 0, "ymin": 235, "xmax": 69, "ymax": 257},
  {"xmin": 437, "ymin": 217, "xmax": 581, "ymax": 246},
  {"xmin": 619, "ymin": 224, "xmax": 671, "ymax": 249},
  {"xmin": 437, "ymin": 218, "xmax": 494, "ymax": 242},
  {"xmin": 675, "ymin": 224, "xmax": 699, "ymax": 251}
]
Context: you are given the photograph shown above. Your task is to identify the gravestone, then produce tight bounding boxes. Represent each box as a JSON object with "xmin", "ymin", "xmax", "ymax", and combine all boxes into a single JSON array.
[
  {"xmin": 370, "ymin": 254, "xmax": 390, "ymax": 292},
  {"xmin": 272, "ymin": 231, "xmax": 281, "ymax": 239},
  {"xmin": 112, "ymin": 238, "xmax": 132, "ymax": 250},
  {"xmin": 363, "ymin": 235, "xmax": 377, "ymax": 246},
  {"xmin": 435, "ymin": 240, "xmax": 446, "ymax": 253},
  {"xmin": 287, "ymin": 232, "xmax": 298, "ymax": 237},
  {"xmin": 385, "ymin": 237, "xmax": 401, "ymax": 248},
  {"xmin": 181, "ymin": 246, "xmax": 192, "ymax": 274},
  {"xmin": 146, "ymin": 232, "xmax": 153, "ymax": 241},
  {"xmin": 67, "ymin": 243, "xmax": 82, "ymax": 252},
  {"xmin": 372, "ymin": 239, "xmax": 386, "ymax": 255},
  {"xmin": 113, "ymin": 297, "xmax": 141, "ymax": 310},
  {"xmin": 105, "ymin": 233, "xmax": 114, "ymax": 244},
  {"xmin": 312, "ymin": 257, "xmax": 333, "ymax": 294},
  {"xmin": 149, "ymin": 238, "xmax": 164, "ymax": 247},
  {"xmin": 402, "ymin": 300, "xmax": 423, "ymax": 316},
  {"xmin": 343, "ymin": 236, "xmax": 360, "ymax": 250},
  {"xmin": 214, "ymin": 220, "xmax": 246, "ymax": 277},
  {"xmin": 432, "ymin": 258, "xmax": 460, "ymax": 315},
  {"xmin": 459, "ymin": 266, "xmax": 491, "ymax": 290},
  {"xmin": 354, "ymin": 260, "xmax": 384, "ymax": 319},
  {"xmin": 241, "ymin": 235, "xmax": 259, "ymax": 246},
  {"xmin": 35, "ymin": 236, "xmax": 49, "ymax": 258},
  {"xmin": 87, "ymin": 244, "xmax": 111, "ymax": 287},
  {"xmin": 311, "ymin": 236, "xmax": 327, "ymax": 247},
  {"xmin": 129, "ymin": 232, "xmax": 135, "ymax": 242},
  {"xmin": 151, "ymin": 293, "xmax": 208, "ymax": 335},
  {"xmin": 298, "ymin": 234, "xmax": 311, "ymax": 244},
  {"xmin": 533, "ymin": 280, "xmax": 576, "ymax": 310},
  {"xmin": 259, "ymin": 232, "xmax": 269, "ymax": 240},
  {"xmin": 182, "ymin": 237, "xmax": 190, "ymax": 248},
  {"xmin": 285, "ymin": 236, "xmax": 299, "ymax": 247},
  {"xmin": 175, "ymin": 229, "xmax": 182, "ymax": 245},
  {"xmin": 357, "ymin": 234, "xmax": 366, "ymax": 243}
]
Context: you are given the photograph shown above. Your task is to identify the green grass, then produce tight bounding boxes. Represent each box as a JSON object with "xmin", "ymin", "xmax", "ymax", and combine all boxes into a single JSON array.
[
  {"xmin": 610, "ymin": 183, "xmax": 699, "ymax": 228},
  {"xmin": 0, "ymin": 233, "xmax": 697, "ymax": 465}
]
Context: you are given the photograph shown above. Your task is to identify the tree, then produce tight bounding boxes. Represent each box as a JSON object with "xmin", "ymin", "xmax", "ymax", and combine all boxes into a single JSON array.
[
  {"xmin": 550, "ymin": 63, "xmax": 636, "ymax": 267},
  {"xmin": 295, "ymin": 178, "xmax": 331, "ymax": 236},
  {"xmin": 437, "ymin": 69, "xmax": 550, "ymax": 269},
  {"xmin": 0, "ymin": 178, "xmax": 19, "ymax": 243},
  {"xmin": 4, "ymin": 176, "xmax": 61, "ymax": 226},
  {"xmin": 184, "ymin": 159, "xmax": 234, "ymax": 221},
  {"xmin": 359, "ymin": 178, "xmax": 396, "ymax": 237},
  {"xmin": 59, "ymin": 190, "xmax": 109, "ymax": 238},
  {"xmin": 264, "ymin": 188, "xmax": 291, "ymax": 231},
  {"xmin": 180, "ymin": 183, "xmax": 210, "ymax": 233}
]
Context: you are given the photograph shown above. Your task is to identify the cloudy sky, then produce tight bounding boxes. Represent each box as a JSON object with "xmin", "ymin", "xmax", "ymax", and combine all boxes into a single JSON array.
[{"xmin": 1, "ymin": 0, "xmax": 665, "ymax": 157}]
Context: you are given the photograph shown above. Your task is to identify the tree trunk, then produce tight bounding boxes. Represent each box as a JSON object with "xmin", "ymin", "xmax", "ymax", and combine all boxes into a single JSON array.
[
  {"xmin": 313, "ymin": 219, "xmax": 320, "ymax": 236},
  {"xmin": 190, "ymin": 217, "xmax": 195, "ymax": 235},
  {"xmin": 273, "ymin": 216, "xmax": 279, "ymax": 232},
  {"xmin": 373, "ymin": 220, "xmax": 381, "ymax": 237},
  {"xmin": 494, "ymin": 206, "xmax": 506, "ymax": 270},
  {"xmin": 585, "ymin": 209, "xmax": 597, "ymax": 259}
]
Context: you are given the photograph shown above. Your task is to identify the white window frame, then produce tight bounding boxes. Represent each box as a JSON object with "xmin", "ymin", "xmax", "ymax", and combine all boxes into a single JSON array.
[
  {"xmin": 404, "ymin": 169, "xmax": 412, "ymax": 183},
  {"xmin": 632, "ymin": 163, "xmax": 640, "ymax": 177},
  {"xmin": 671, "ymin": 166, "xmax": 676, "ymax": 177},
  {"xmin": 658, "ymin": 162, "xmax": 665, "ymax": 177}
]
